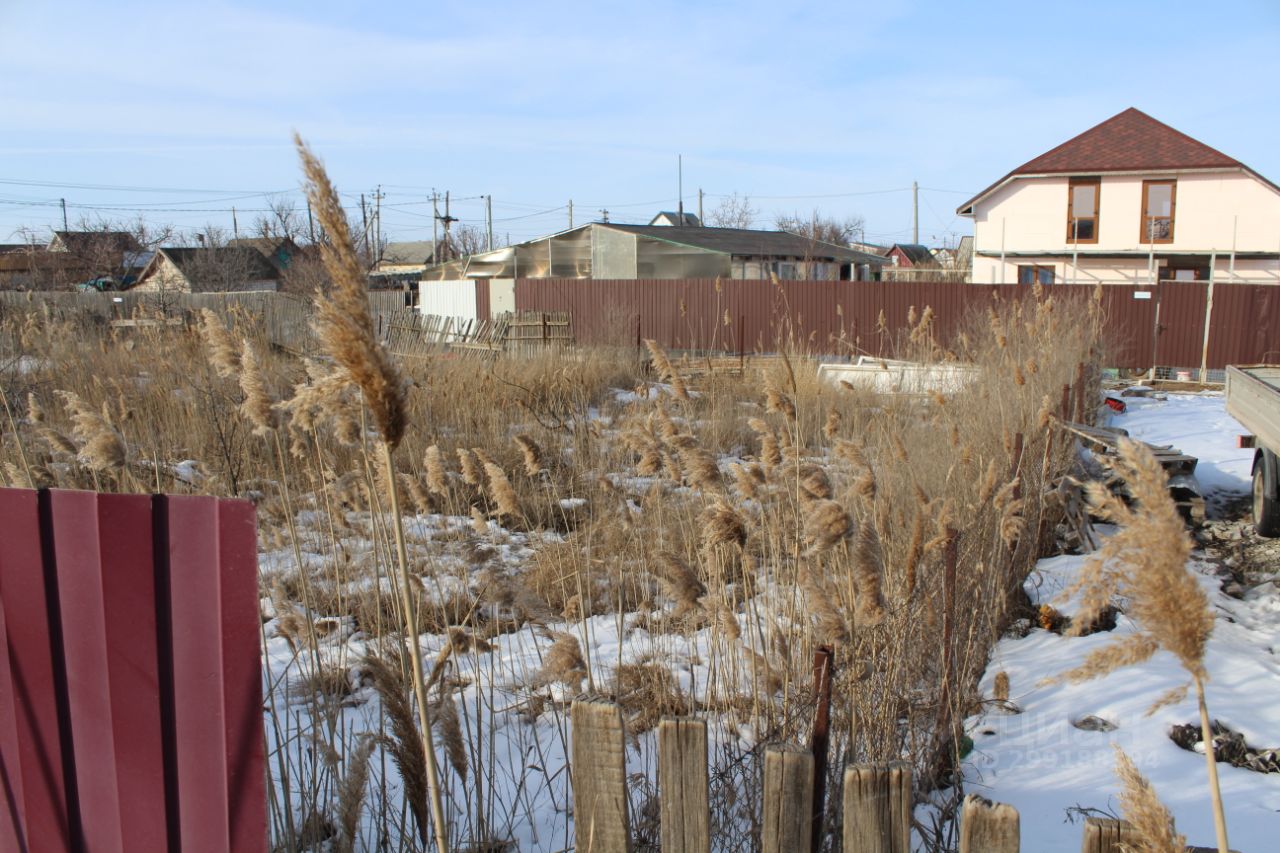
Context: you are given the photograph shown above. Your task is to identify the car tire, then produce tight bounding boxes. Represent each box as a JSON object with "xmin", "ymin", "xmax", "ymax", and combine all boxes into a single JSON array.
[{"xmin": 1254, "ymin": 452, "xmax": 1280, "ymax": 538}]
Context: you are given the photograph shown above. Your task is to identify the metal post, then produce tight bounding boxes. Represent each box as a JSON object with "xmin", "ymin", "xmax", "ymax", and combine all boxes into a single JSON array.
[
  {"xmin": 486, "ymin": 195, "xmax": 493, "ymax": 252},
  {"xmin": 678, "ymin": 154, "xmax": 684, "ymax": 223},
  {"xmin": 999, "ymin": 218, "xmax": 1006, "ymax": 285},
  {"xmin": 912, "ymin": 181, "xmax": 919, "ymax": 244},
  {"xmin": 1200, "ymin": 253, "xmax": 1216, "ymax": 383}
]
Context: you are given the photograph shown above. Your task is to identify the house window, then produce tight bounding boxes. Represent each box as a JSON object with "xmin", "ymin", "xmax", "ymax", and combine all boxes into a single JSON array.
[
  {"xmin": 1067, "ymin": 178, "xmax": 1100, "ymax": 243},
  {"xmin": 1141, "ymin": 180, "xmax": 1176, "ymax": 243},
  {"xmin": 1017, "ymin": 264, "xmax": 1055, "ymax": 286}
]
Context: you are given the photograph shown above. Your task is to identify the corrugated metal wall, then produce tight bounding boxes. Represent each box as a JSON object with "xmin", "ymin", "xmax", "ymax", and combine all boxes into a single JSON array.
[
  {"xmin": 0, "ymin": 488, "xmax": 266, "ymax": 852},
  {"xmin": 513, "ymin": 278, "xmax": 1280, "ymax": 369}
]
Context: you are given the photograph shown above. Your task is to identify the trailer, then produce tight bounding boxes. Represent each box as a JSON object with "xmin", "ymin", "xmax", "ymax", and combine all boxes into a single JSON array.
[{"xmin": 1225, "ymin": 365, "xmax": 1280, "ymax": 537}]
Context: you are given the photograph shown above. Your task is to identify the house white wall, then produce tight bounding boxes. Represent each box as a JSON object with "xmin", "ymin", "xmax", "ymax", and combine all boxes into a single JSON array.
[
  {"xmin": 972, "ymin": 170, "xmax": 1280, "ymax": 283},
  {"xmin": 418, "ymin": 280, "xmax": 478, "ymax": 324}
]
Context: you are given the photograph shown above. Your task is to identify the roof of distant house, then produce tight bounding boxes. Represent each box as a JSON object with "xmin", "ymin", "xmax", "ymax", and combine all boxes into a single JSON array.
[
  {"xmin": 649, "ymin": 211, "xmax": 702, "ymax": 227},
  {"xmin": 49, "ymin": 230, "xmax": 143, "ymax": 255},
  {"xmin": 154, "ymin": 247, "xmax": 282, "ymax": 281},
  {"xmin": 379, "ymin": 240, "xmax": 438, "ymax": 265},
  {"xmin": 888, "ymin": 243, "xmax": 935, "ymax": 265},
  {"xmin": 601, "ymin": 224, "xmax": 888, "ymax": 264},
  {"xmin": 958, "ymin": 107, "xmax": 1280, "ymax": 214}
]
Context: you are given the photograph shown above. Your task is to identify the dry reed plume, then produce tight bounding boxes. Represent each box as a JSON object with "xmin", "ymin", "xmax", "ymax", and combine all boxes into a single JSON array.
[
  {"xmin": 1113, "ymin": 745, "xmax": 1186, "ymax": 853},
  {"xmin": 1050, "ymin": 439, "xmax": 1228, "ymax": 851}
]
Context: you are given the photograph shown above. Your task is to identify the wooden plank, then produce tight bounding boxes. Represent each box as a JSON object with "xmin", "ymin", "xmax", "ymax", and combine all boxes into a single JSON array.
[
  {"xmin": 163, "ymin": 495, "xmax": 231, "ymax": 853},
  {"xmin": 657, "ymin": 718, "xmax": 709, "ymax": 853},
  {"xmin": 842, "ymin": 762, "xmax": 911, "ymax": 853},
  {"xmin": 0, "ymin": 488, "xmax": 74, "ymax": 852},
  {"xmin": 959, "ymin": 795, "xmax": 1019, "ymax": 853},
  {"xmin": 761, "ymin": 744, "xmax": 813, "ymax": 853},
  {"xmin": 217, "ymin": 499, "xmax": 266, "ymax": 852},
  {"xmin": 48, "ymin": 491, "xmax": 125, "ymax": 852},
  {"xmin": 570, "ymin": 700, "xmax": 632, "ymax": 853}
]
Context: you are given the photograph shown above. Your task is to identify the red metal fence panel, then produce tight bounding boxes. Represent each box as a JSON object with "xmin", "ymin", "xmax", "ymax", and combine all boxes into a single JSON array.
[
  {"xmin": 0, "ymin": 488, "xmax": 265, "ymax": 853},
  {"xmin": 512, "ymin": 277, "xmax": 1279, "ymax": 369}
]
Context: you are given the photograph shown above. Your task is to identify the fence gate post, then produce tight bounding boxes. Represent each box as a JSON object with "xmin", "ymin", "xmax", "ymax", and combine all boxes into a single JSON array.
[
  {"xmin": 658, "ymin": 717, "xmax": 709, "ymax": 853},
  {"xmin": 959, "ymin": 795, "xmax": 1019, "ymax": 853},
  {"xmin": 570, "ymin": 700, "xmax": 632, "ymax": 853},
  {"xmin": 842, "ymin": 761, "xmax": 912, "ymax": 853},
  {"xmin": 762, "ymin": 744, "xmax": 813, "ymax": 853}
]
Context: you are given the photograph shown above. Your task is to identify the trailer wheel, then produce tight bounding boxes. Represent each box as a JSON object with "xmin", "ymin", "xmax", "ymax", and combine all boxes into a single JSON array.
[{"xmin": 1254, "ymin": 452, "xmax": 1280, "ymax": 538}]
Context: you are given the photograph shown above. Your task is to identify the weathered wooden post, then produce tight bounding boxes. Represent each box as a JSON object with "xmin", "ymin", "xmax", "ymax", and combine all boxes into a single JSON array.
[
  {"xmin": 959, "ymin": 795, "xmax": 1019, "ymax": 853},
  {"xmin": 570, "ymin": 700, "xmax": 632, "ymax": 853},
  {"xmin": 658, "ymin": 718, "xmax": 709, "ymax": 853},
  {"xmin": 809, "ymin": 646, "xmax": 834, "ymax": 853},
  {"xmin": 761, "ymin": 744, "xmax": 813, "ymax": 853},
  {"xmin": 842, "ymin": 761, "xmax": 912, "ymax": 853},
  {"xmin": 1080, "ymin": 817, "xmax": 1141, "ymax": 853}
]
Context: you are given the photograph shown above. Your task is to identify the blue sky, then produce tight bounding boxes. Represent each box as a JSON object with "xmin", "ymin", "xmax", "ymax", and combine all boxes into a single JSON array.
[{"xmin": 2, "ymin": 0, "xmax": 1278, "ymax": 247}]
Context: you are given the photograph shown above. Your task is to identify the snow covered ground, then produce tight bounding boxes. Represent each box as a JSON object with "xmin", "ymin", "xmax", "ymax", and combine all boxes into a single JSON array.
[{"xmin": 962, "ymin": 392, "xmax": 1279, "ymax": 852}]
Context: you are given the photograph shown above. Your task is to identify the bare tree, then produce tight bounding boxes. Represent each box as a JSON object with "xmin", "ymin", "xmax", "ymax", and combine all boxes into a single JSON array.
[
  {"xmin": 774, "ymin": 210, "xmax": 866, "ymax": 246},
  {"xmin": 707, "ymin": 192, "xmax": 759, "ymax": 229},
  {"xmin": 252, "ymin": 194, "xmax": 306, "ymax": 242},
  {"xmin": 450, "ymin": 223, "xmax": 490, "ymax": 257}
]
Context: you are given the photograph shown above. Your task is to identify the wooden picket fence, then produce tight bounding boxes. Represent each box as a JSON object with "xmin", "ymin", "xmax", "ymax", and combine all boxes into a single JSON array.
[
  {"xmin": 569, "ymin": 699, "xmax": 1230, "ymax": 852},
  {"xmin": 379, "ymin": 309, "xmax": 573, "ymax": 361}
]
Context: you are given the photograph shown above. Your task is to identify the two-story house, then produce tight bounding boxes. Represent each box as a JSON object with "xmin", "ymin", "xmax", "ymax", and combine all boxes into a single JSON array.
[{"xmin": 958, "ymin": 108, "xmax": 1280, "ymax": 285}]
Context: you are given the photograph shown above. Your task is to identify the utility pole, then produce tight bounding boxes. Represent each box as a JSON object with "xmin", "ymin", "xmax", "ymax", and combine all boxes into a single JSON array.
[
  {"xmin": 599, "ymin": 209, "xmax": 609, "ymax": 223},
  {"xmin": 485, "ymin": 194, "xmax": 493, "ymax": 251},
  {"xmin": 568, "ymin": 199, "xmax": 574, "ymax": 229},
  {"xmin": 698, "ymin": 188, "xmax": 704, "ymax": 225},
  {"xmin": 360, "ymin": 193, "xmax": 369, "ymax": 257},
  {"xmin": 306, "ymin": 199, "xmax": 316, "ymax": 243},
  {"xmin": 60, "ymin": 198, "xmax": 68, "ymax": 231},
  {"xmin": 677, "ymin": 154, "xmax": 684, "ymax": 222},
  {"xmin": 437, "ymin": 191, "xmax": 457, "ymax": 261},
  {"xmin": 232, "ymin": 206, "xmax": 239, "ymax": 239},
  {"xmin": 431, "ymin": 191, "xmax": 440, "ymax": 261},
  {"xmin": 374, "ymin": 185, "xmax": 382, "ymax": 263},
  {"xmin": 912, "ymin": 181, "xmax": 919, "ymax": 244}
]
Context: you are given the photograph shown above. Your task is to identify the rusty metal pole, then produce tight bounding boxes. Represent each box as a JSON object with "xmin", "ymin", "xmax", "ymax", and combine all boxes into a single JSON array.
[{"xmin": 809, "ymin": 646, "xmax": 834, "ymax": 853}]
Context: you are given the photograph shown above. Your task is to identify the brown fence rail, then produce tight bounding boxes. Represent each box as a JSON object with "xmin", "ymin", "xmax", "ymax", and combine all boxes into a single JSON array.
[{"xmin": 512, "ymin": 278, "xmax": 1280, "ymax": 371}]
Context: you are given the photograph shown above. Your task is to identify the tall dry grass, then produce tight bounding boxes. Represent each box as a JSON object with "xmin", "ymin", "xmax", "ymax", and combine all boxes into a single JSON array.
[{"xmin": 0, "ymin": 266, "xmax": 1104, "ymax": 849}]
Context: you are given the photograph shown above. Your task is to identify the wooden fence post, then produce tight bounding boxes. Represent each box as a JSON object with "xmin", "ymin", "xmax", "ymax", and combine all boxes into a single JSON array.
[
  {"xmin": 959, "ymin": 795, "xmax": 1019, "ymax": 853},
  {"xmin": 658, "ymin": 718, "xmax": 709, "ymax": 853},
  {"xmin": 1080, "ymin": 817, "xmax": 1140, "ymax": 853},
  {"xmin": 761, "ymin": 745, "xmax": 813, "ymax": 853},
  {"xmin": 842, "ymin": 761, "xmax": 912, "ymax": 853},
  {"xmin": 570, "ymin": 700, "xmax": 633, "ymax": 853}
]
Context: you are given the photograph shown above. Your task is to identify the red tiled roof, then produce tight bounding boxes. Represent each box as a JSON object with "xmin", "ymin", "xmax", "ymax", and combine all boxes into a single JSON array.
[
  {"xmin": 1013, "ymin": 108, "xmax": 1241, "ymax": 174},
  {"xmin": 958, "ymin": 108, "xmax": 1277, "ymax": 214}
]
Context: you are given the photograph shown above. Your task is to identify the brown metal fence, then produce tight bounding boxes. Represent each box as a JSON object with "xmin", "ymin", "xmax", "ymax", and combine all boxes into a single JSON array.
[
  {"xmin": 513, "ymin": 278, "xmax": 1280, "ymax": 370},
  {"xmin": 0, "ymin": 488, "xmax": 265, "ymax": 852}
]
